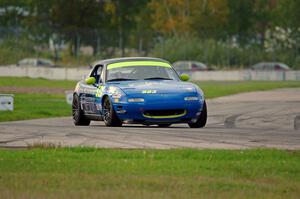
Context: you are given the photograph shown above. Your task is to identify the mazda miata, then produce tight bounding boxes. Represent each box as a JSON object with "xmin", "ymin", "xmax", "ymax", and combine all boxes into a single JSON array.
[{"xmin": 72, "ymin": 57, "xmax": 207, "ymax": 128}]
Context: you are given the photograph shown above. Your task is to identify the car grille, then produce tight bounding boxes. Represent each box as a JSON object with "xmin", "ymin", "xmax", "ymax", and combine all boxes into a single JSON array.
[{"xmin": 143, "ymin": 109, "xmax": 186, "ymax": 118}]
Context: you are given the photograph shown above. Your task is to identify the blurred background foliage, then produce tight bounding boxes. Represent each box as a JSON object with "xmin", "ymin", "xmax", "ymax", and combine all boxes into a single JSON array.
[{"xmin": 0, "ymin": 0, "xmax": 300, "ymax": 69}]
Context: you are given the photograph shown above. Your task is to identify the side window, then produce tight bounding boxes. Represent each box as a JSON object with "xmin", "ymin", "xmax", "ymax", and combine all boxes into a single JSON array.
[
  {"xmin": 32, "ymin": 59, "xmax": 37, "ymax": 66},
  {"xmin": 37, "ymin": 60, "xmax": 44, "ymax": 65},
  {"xmin": 97, "ymin": 66, "xmax": 103, "ymax": 83},
  {"xmin": 274, "ymin": 65, "xmax": 280, "ymax": 70},
  {"xmin": 90, "ymin": 65, "xmax": 103, "ymax": 84},
  {"xmin": 191, "ymin": 63, "xmax": 198, "ymax": 71},
  {"xmin": 18, "ymin": 59, "xmax": 26, "ymax": 65},
  {"xmin": 177, "ymin": 62, "xmax": 188, "ymax": 70}
]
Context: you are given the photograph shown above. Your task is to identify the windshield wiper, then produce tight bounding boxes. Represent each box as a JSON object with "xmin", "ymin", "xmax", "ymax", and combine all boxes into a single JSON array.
[
  {"xmin": 144, "ymin": 77, "xmax": 173, "ymax": 80},
  {"xmin": 107, "ymin": 78, "xmax": 137, "ymax": 82}
]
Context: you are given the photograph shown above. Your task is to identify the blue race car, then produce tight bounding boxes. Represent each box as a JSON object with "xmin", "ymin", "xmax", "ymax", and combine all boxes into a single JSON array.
[{"xmin": 72, "ymin": 57, "xmax": 207, "ymax": 128}]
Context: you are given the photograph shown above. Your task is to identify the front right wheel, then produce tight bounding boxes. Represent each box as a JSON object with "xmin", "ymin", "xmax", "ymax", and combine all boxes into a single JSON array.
[{"xmin": 188, "ymin": 101, "xmax": 207, "ymax": 128}]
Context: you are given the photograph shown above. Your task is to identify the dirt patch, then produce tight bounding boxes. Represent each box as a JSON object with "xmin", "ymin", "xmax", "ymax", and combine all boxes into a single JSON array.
[{"xmin": 0, "ymin": 86, "xmax": 68, "ymax": 94}]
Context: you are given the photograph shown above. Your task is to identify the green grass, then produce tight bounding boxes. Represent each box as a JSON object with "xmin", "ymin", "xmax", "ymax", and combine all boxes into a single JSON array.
[
  {"xmin": 0, "ymin": 77, "xmax": 74, "ymax": 122},
  {"xmin": 0, "ymin": 148, "xmax": 299, "ymax": 198},
  {"xmin": 0, "ymin": 77, "xmax": 300, "ymax": 122},
  {"xmin": 0, "ymin": 93, "xmax": 71, "ymax": 122},
  {"xmin": 0, "ymin": 77, "xmax": 76, "ymax": 89},
  {"xmin": 196, "ymin": 81, "xmax": 300, "ymax": 99}
]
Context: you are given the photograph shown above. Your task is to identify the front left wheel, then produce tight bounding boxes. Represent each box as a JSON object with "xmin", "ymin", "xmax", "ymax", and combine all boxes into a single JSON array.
[
  {"xmin": 72, "ymin": 94, "xmax": 91, "ymax": 126},
  {"xmin": 188, "ymin": 101, "xmax": 207, "ymax": 128},
  {"xmin": 102, "ymin": 96, "xmax": 122, "ymax": 127}
]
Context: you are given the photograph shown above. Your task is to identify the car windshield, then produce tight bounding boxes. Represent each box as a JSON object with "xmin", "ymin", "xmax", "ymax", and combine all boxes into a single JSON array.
[{"xmin": 106, "ymin": 65, "xmax": 180, "ymax": 82}]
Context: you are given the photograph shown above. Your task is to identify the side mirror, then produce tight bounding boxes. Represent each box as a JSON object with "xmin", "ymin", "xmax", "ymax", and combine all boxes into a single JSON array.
[
  {"xmin": 85, "ymin": 77, "xmax": 96, "ymax": 85},
  {"xmin": 180, "ymin": 73, "xmax": 190, "ymax": 81}
]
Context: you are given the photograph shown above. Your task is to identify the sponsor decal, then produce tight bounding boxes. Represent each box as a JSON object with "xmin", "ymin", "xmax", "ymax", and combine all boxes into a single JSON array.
[
  {"xmin": 95, "ymin": 85, "xmax": 105, "ymax": 97},
  {"xmin": 142, "ymin": 90, "xmax": 157, "ymax": 94},
  {"xmin": 107, "ymin": 61, "xmax": 172, "ymax": 70}
]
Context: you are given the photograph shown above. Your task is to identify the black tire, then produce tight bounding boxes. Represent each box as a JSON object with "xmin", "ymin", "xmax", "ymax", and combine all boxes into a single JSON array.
[
  {"xmin": 72, "ymin": 94, "xmax": 91, "ymax": 126},
  {"xmin": 188, "ymin": 101, "xmax": 207, "ymax": 128},
  {"xmin": 102, "ymin": 96, "xmax": 122, "ymax": 127},
  {"xmin": 158, "ymin": 124, "xmax": 172, "ymax": 127}
]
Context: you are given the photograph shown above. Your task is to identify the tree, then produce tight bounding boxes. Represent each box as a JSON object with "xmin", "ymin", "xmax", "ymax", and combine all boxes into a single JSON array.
[
  {"xmin": 274, "ymin": 0, "xmax": 300, "ymax": 29},
  {"xmin": 50, "ymin": 0, "xmax": 103, "ymax": 57},
  {"xmin": 190, "ymin": 0, "xmax": 229, "ymax": 39},
  {"xmin": 107, "ymin": 0, "xmax": 149, "ymax": 56},
  {"xmin": 149, "ymin": 0, "xmax": 229, "ymax": 38},
  {"xmin": 253, "ymin": 0, "xmax": 276, "ymax": 46},
  {"xmin": 0, "ymin": 0, "xmax": 28, "ymax": 37},
  {"xmin": 226, "ymin": 0, "xmax": 255, "ymax": 45},
  {"xmin": 149, "ymin": 0, "xmax": 192, "ymax": 36}
]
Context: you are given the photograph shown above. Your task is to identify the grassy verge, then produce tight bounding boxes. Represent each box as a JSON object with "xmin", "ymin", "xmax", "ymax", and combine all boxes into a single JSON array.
[
  {"xmin": 0, "ymin": 77, "xmax": 300, "ymax": 122},
  {"xmin": 0, "ymin": 148, "xmax": 299, "ymax": 199},
  {"xmin": 0, "ymin": 77, "xmax": 74, "ymax": 122},
  {"xmin": 0, "ymin": 77, "xmax": 76, "ymax": 89},
  {"xmin": 0, "ymin": 93, "xmax": 71, "ymax": 122},
  {"xmin": 196, "ymin": 81, "xmax": 300, "ymax": 99}
]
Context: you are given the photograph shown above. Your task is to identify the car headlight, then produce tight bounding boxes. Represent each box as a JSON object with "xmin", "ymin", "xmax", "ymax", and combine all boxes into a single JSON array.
[
  {"xmin": 112, "ymin": 93, "xmax": 122, "ymax": 99},
  {"xmin": 128, "ymin": 98, "xmax": 144, "ymax": 102},
  {"xmin": 195, "ymin": 86, "xmax": 204, "ymax": 99},
  {"xmin": 108, "ymin": 86, "xmax": 127, "ymax": 103},
  {"xmin": 196, "ymin": 87, "xmax": 204, "ymax": 96},
  {"xmin": 184, "ymin": 96, "xmax": 199, "ymax": 101},
  {"xmin": 109, "ymin": 87, "xmax": 124, "ymax": 97}
]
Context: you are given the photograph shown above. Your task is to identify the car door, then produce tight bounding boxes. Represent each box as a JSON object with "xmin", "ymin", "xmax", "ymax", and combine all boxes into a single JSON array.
[
  {"xmin": 92, "ymin": 65, "xmax": 106, "ymax": 115},
  {"xmin": 81, "ymin": 65, "xmax": 104, "ymax": 115}
]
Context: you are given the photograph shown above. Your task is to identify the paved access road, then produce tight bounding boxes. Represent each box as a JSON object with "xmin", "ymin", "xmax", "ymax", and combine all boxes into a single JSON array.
[{"xmin": 1, "ymin": 88, "xmax": 300, "ymax": 149}]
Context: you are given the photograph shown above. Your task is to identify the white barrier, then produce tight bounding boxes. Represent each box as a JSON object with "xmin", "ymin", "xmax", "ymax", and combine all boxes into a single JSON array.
[
  {"xmin": 0, "ymin": 66, "xmax": 300, "ymax": 81},
  {"xmin": 0, "ymin": 66, "xmax": 90, "ymax": 81},
  {"xmin": 191, "ymin": 70, "xmax": 300, "ymax": 81},
  {"xmin": 0, "ymin": 94, "xmax": 14, "ymax": 111},
  {"xmin": 65, "ymin": 90, "xmax": 74, "ymax": 105}
]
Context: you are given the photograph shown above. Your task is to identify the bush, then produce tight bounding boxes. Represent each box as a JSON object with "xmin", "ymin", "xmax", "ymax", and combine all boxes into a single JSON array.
[{"xmin": 0, "ymin": 37, "xmax": 37, "ymax": 65}]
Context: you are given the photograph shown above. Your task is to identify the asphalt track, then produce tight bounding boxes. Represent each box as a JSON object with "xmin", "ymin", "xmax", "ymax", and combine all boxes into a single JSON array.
[{"xmin": 0, "ymin": 88, "xmax": 300, "ymax": 149}]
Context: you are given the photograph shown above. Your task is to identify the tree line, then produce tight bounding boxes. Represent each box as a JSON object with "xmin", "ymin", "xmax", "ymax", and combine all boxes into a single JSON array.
[{"xmin": 0, "ymin": 0, "xmax": 300, "ymax": 68}]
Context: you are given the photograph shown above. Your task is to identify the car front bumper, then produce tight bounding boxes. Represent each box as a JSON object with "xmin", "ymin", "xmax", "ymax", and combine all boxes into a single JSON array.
[{"xmin": 112, "ymin": 97, "xmax": 204, "ymax": 124}]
